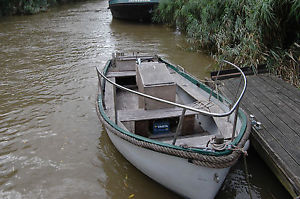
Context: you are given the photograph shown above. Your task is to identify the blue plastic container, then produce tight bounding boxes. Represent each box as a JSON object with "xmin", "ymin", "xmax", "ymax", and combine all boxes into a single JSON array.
[{"xmin": 153, "ymin": 121, "xmax": 170, "ymax": 134}]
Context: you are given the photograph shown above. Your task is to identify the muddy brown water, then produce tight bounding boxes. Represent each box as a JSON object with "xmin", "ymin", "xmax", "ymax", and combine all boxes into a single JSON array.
[{"xmin": 0, "ymin": 0, "xmax": 290, "ymax": 198}]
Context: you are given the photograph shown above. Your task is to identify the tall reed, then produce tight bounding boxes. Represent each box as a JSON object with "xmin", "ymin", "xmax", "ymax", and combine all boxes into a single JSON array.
[
  {"xmin": 154, "ymin": 0, "xmax": 300, "ymax": 87},
  {"xmin": 0, "ymin": 0, "xmax": 84, "ymax": 16}
]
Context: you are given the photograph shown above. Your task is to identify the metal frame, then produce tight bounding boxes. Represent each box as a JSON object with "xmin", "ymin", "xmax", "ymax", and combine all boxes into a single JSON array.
[{"xmin": 96, "ymin": 60, "xmax": 246, "ymax": 118}]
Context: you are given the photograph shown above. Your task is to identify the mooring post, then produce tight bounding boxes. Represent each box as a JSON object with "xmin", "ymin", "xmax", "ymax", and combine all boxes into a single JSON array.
[
  {"xmin": 231, "ymin": 104, "xmax": 239, "ymax": 141},
  {"xmin": 113, "ymin": 85, "xmax": 117, "ymax": 124},
  {"xmin": 172, "ymin": 108, "xmax": 187, "ymax": 145}
]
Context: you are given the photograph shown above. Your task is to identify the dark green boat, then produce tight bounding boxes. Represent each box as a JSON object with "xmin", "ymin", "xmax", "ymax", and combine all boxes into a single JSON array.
[{"xmin": 108, "ymin": 0, "xmax": 159, "ymax": 21}]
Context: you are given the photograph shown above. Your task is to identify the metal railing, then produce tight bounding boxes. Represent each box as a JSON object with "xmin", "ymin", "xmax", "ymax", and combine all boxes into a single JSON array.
[
  {"xmin": 96, "ymin": 60, "xmax": 246, "ymax": 117},
  {"xmin": 96, "ymin": 58, "xmax": 247, "ymax": 144}
]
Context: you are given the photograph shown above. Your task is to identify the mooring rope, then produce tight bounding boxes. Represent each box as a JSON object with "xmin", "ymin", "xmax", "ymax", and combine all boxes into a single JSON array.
[
  {"xmin": 243, "ymin": 153, "xmax": 253, "ymax": 199},
  {"xmin": 96, "ymin": 97, "xmax": 252, "ymax": 169}
]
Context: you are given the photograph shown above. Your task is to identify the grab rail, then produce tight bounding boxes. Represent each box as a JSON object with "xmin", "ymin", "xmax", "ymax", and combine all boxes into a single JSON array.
[{"xmin": 96, "ymin": 59, "xmax": 246, "ymax": 118}]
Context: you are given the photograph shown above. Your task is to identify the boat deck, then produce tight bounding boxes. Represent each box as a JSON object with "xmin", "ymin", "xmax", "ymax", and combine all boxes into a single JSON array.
[
  {"xmin": 112, "ymin": 68, "xmax": 235, "ymax": 148},
  {"xmin": 115, "ymin": 88, "xmax": 205, "ymax": 138},
  {"xmin": 219, "ymin": 74, "xmax": 300, "ymax": 197},
  {"xmin": 102, "ymin": 57, "xmax": 241, "ymax": 151}
]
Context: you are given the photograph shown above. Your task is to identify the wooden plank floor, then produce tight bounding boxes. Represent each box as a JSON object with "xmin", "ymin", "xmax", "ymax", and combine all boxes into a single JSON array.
[{"xmin": 219, "ymin": 74, "xmax": 300, "ymax": 198}]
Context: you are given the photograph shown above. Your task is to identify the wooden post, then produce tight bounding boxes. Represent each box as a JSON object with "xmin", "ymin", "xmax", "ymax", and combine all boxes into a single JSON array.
[
  {"xmin": 231, "ymin": 104, "xmax": 239, "ymax": 141},
  {"xmin": 172, "ymin": 108, "xmax": 186, "ymax": 145},
  {"xmin": 113, "ymin": 85, "xmax": 117, "ymax": 124}
]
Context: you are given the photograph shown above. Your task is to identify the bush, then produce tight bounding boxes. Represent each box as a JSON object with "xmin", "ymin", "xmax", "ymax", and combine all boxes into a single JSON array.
[
  {"xmin": 0, "ymin": 0, "xmax": 86, "ymax": 16},
  {"xmin": 0, "ymin": 0, "xmax": 49, "ymax": 15},
  {"xmin": 154, "ymin": 0, "xmax": 300, "ymax": 87}
]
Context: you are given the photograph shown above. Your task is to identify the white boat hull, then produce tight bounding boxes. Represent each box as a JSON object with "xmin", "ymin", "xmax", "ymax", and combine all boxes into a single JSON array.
[
  {"xmin": 96, "ymin": 55, "xmax": 251, "ymax": 198},
  {"xmin": 106, "ymin": 128, "xmax": 231, "ymax": 199}
]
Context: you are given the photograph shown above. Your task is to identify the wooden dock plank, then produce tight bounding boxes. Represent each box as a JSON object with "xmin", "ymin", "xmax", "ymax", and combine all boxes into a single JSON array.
[
  {"xmin": 225, "ymin": 77, "xmax": 300, "ymax": 162},
  {"xmin": 223, "ymin": 80, "xmax": 300, "ymax": 163},
  {"xmin": 225, "ymin": 76, "xmax": 299, "ymax": 134},
  {"xmin": 251, "ymin": 75, "xmax": 300, "ymax": 123},
  {"xmin": 106, "ymin": 71, "xmax": 136, "ymax": 78},
  {"xmin": 221, "ymin": 81, "xmax": 300, "ymax": 169},
  {"xmin": 260, "ymin": 75, "xmax": 300, "ymax": 103},
  {"xmin": 246, "ymin": 78, "xmax": 300, "ymax": 140},
  {"xmin": 250, "ymin": 128, "xmax": 300, "ymax": 198},
  {"xmin": 219, "ymin": 74, "xmax": 300, "ymax": 197}
]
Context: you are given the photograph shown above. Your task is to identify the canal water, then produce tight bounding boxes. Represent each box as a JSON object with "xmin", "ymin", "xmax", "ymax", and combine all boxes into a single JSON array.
[{"xmin": 0, "ymin": 0, "xmax": 290, "ymax": 198}]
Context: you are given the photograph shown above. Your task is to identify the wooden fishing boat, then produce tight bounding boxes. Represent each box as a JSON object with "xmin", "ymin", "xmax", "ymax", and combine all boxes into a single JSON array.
[
  {"xmin": 96, "ymin": 53, "xmax": 251, "ymax": 199},
  {"xmin": 108, "ymin": 0, "xmax": 159, "ymax": 21}
]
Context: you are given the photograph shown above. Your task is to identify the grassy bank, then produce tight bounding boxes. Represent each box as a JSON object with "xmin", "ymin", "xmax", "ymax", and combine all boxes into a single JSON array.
[
  {"xmin": 154, "ymin": 0, "xmax": 300, "ymax": 87},
  {"xmin": 0, "ymin": 0, "xmax": 86, "ymax": 16}
]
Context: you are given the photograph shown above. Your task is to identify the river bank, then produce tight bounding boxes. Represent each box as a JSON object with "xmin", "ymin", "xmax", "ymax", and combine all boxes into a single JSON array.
[
  {"xmin": 154, "ymin": 0, "xmax": 300, "ymax": 88},
  {"xmin": 0, "ymin": 0, "xmax": 89, "ymax": 16}
]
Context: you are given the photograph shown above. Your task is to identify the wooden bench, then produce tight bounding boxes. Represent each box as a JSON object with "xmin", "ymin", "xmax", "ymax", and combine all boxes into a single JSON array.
[
  {"xmin": 118, "ymin": 106, "xmax": 197, "ymax": 122},
  {"xmin": 106, "ymin": 71, "xmax": 136, "ymax": 78},
  {"xmin": 118, "ymin": 106, "xmax": 198, "ymax": 137}
]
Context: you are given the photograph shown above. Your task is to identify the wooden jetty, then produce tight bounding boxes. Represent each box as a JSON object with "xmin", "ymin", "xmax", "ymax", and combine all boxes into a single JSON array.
[{"xmin": 219, "ymin": 74, "xmax": 300, "ymax": 198}]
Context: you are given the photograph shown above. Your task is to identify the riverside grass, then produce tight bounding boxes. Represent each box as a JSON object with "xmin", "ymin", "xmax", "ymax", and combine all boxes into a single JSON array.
[
  {"xmin": 154, "ymin": 0, "xmax": 300, "ymax": 87},
  {"xmin": 0, "ymin": 0, "xmax": 85, "ymax": 16},
  {"xmin": 0, "ymin": 0, "xmax": 53, "ymax": 15}
]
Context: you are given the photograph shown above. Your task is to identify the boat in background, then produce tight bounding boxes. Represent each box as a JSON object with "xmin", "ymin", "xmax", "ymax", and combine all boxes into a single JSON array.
[
  {"xmin": 96, "ymin": 53, "xmax": 251, "ymax": 199},
  {"xmin": 108, "ymin": 0, "xmax": 159, "ymax": 21}
]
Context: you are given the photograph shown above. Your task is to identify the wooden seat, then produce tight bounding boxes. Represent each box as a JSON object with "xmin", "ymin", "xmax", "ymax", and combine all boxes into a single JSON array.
[
  {"xmin": 118, "ymin": 106, "xmax": 198, "ymax": 137},
  {"xmin": 106, "ymin": 71, "xmax": 136, "ymax": 78},
  {"xmin": 118, "ymin": 106, "xmax": 197, "ymax": 122}
]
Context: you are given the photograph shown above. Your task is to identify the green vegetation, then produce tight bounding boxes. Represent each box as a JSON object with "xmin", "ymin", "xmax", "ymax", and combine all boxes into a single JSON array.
[
  {"xmin": 154, "ymin": 0, "xmax": 300, "ymax": 87},
  {"xmin": 0, "ymin": 0, "xmax": 84, "ymax": 16}
]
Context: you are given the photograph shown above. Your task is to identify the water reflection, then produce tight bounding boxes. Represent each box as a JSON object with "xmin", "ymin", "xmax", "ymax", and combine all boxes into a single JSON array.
[
  {"xmin": 217, "ymin": 147, "xmax": 291, "ymax": 199},
  {"xmin": 98, "ymin": 129, "xmax": 182, "ymax": 199},
  {"xmin": 109, "ymin": 19, "xmax": 214, "ymax": 79}
]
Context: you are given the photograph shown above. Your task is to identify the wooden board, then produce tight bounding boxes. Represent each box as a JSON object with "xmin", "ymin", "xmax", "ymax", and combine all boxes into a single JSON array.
[
  {"xmin": 106, "ymin": 71, "xmax": 136, "ymax": 78},
  {"xmin": 170, "ymin": 71, "xmax": 234, "ymax": 137},
  {"xmin": 104, "ymin": 77, "xmax": 116, "ymax": 120},
  {"xmin": 118, "ymin": 106, "xmax": 197, "ymax": 122},
  {"xmin": 170, "ymin": 72, "xmax": 211, "ymax": 104},
  {"xmin": 219, "ymin": 74, "xmax": 300, "ymax": 197},
  {"xmin": 137, "ymin": 62, "xmax": 176, "ymax": 110}
]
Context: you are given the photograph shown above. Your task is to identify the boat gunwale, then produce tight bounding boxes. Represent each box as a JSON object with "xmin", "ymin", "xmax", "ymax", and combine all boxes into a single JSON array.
[{"xmin": 96, "ymin": 57, "xmax": 249, "ymax": 157}]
